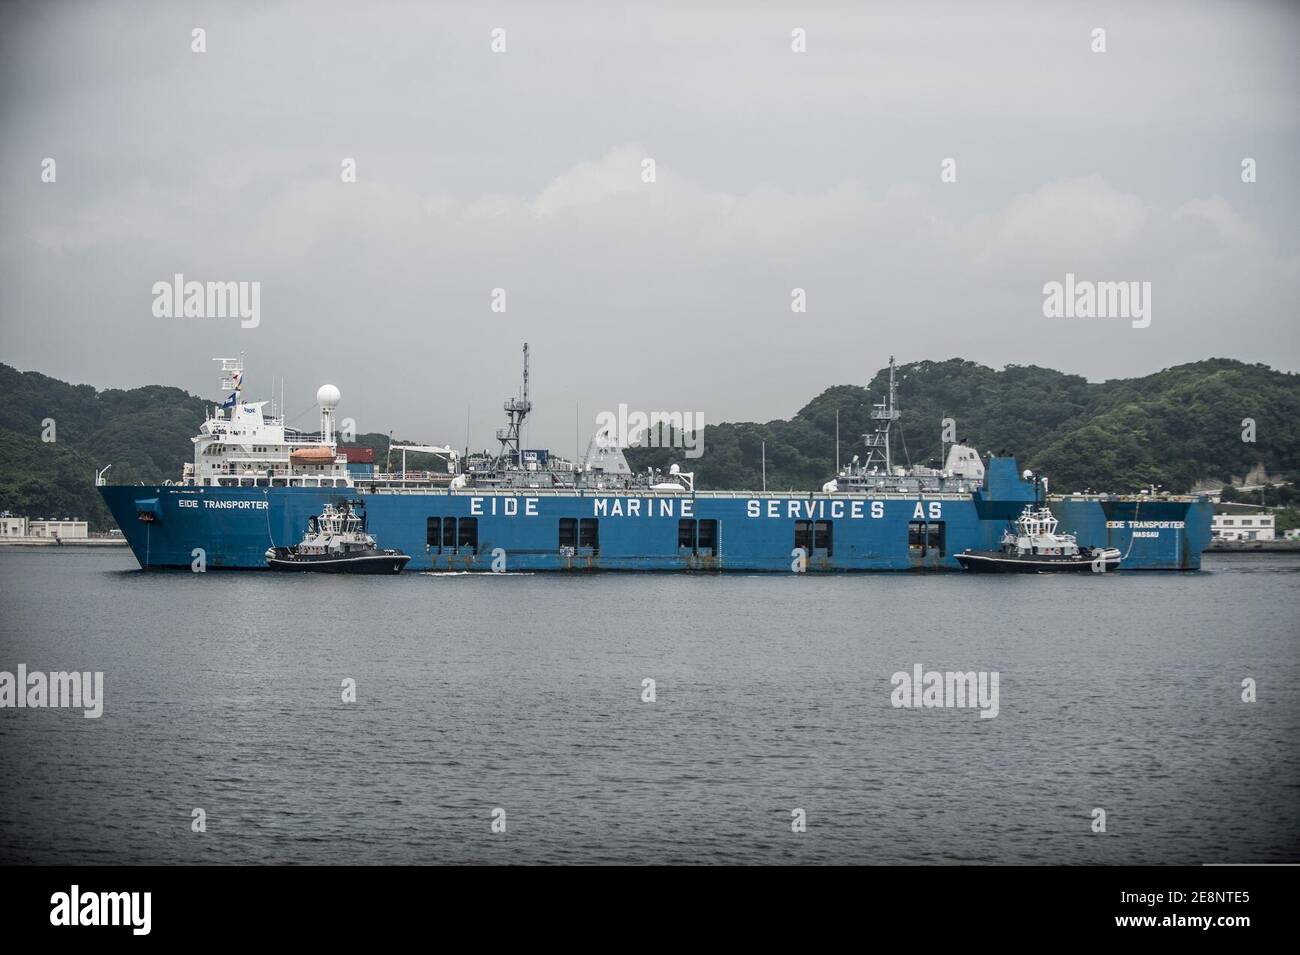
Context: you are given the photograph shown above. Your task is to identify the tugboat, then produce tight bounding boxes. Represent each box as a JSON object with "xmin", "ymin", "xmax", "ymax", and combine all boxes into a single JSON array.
[
  {"xmin": 266, "ymin": 502, "xmax": 410, "ymax": 574},
  {"xmin": 956, "ymin": 505, "xmax": 1122, "ymax": 573}
]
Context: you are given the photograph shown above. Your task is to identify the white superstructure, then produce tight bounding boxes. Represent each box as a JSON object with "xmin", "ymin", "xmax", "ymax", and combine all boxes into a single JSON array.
[
  {"xmin": 282, "ymin": 503, "xmax": 374, "ymax": 556},
  {"xmin": 186, "ymin": 357, "xmax": 353, "ymax": 489},
  {"xmin": 1000, "ymin": 505, "xmax": 1082, "ymax": 557}
]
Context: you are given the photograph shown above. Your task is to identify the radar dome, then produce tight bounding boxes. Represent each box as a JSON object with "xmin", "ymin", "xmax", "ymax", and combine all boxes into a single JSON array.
[
  {"xmin": 316, "ymin": 384, "xmax": 341, "ymax": 409},
  {"xmin": 1022, "ymin": 469, "xmax": 1033, "ymax": 480}
]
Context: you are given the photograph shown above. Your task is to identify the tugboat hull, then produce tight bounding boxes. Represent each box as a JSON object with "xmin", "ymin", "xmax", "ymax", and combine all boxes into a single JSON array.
[
  {"xmin": 265, "ymin": 550, "xmax": 410, "ymax": 574},
  {"xmin": 956, "ymin": 549, "xmax": 1121, "ymax": 574}
]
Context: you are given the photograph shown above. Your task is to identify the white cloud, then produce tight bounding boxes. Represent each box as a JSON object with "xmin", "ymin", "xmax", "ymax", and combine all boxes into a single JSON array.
[
  {"xmin": 530, "ymin": 144, "xmax": 648, "ymax": 219},
  {"xmin": 967, "ymin": 176, "xmax": 1151, "ymax": 275},
  {"xmin": 1175, "ymin": 196, "xmax": 1259, "ymax": 245}
]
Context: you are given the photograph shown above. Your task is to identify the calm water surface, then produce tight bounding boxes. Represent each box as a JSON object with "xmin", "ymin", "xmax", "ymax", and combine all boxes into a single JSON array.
[{"xmin": 1, "ymin": 548, "xmax": 1296, "ymax": 864}]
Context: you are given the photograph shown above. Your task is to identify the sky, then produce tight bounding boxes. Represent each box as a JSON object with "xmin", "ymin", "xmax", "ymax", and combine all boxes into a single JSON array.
[{"xmin": 1, "ymin": 0, "xmax": 1297, "ymax": 454}]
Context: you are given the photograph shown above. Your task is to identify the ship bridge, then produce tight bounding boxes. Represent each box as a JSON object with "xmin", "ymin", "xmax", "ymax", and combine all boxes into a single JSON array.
[{"xmin": 187, "ymin": 358, "xmax": 352, "ymax": 489}]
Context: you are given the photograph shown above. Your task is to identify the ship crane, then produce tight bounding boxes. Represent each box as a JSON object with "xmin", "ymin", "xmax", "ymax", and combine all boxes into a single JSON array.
[{"xmin": 389, "ymin": 443, "xmax": 459, "ymax": 479}]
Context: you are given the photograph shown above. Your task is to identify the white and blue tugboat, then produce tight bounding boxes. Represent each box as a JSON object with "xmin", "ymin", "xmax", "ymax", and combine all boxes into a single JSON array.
[
  {"xmin": 266, "ymin": 502, "xmax": 410, "ymax": 574},
  {"xmin": 956, "ymin": 505, "xmax": 1122, "ymax": 573}
]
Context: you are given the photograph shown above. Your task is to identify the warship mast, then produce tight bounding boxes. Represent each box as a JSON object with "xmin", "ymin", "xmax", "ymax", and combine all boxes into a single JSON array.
[
  {"xmin": 863, "ymin": 356, "xmax": 900, "ymax": 473},
  {"xmin": 495, "ymin": 342, "xmax": 532, "ymax": 468}
]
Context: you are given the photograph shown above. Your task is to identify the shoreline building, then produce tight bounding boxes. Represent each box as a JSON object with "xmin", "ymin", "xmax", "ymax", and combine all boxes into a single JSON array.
[
  {"xmin": 0, "ymin": 513, "xmax": 89, "ymax": 540},
  {"xmin": 0, "ymin": 514, "xmax": 27, "ymax": 537},
  {"xmin": 1211, "ymin": 504, "xmax": 1276, "ymax": 542}
]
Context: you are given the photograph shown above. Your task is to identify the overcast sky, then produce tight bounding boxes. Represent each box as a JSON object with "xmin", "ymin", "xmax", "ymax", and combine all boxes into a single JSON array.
[{"xmin": 1, "ymin": 0, "xmax": 1297, "ymax": 454}]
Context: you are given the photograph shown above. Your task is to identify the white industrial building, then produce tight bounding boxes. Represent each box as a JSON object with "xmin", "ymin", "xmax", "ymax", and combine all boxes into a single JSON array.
[
  {"xmin": 29, "ymin": 519, "xmax": 89, "ymax": 539},
  {"xmin": 0, "ymin": 514, "xmax": 89, "ymax": 540},
  {"xmin": 1212, "ymin": 510, "xmax": 1276, "ymax": 542},
  {"xmin": 0, "ymin": 515, "xmax": 28, "ymax": 537}
]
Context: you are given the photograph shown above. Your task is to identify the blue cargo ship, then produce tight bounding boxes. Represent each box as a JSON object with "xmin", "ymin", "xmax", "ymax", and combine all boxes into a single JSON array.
[{"xmin": 98, "ymin": 351, "xmax": 1213, "ymax": 572}]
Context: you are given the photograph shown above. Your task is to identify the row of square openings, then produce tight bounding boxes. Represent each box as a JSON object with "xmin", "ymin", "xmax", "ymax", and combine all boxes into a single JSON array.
[
  {"xmin": 422, "ymin": 517, "xmax": 945, "ymax": 559},
  {"xmin": 422, "ymin": 517, "xmax": 714, "ymax": 558},
  {"xmin": 562, "ymin": 519, "xmax": 721, "ymax": 557},
  {"xmin": 794, "ymin": 520, "xmax": 946, "ymax": 557},
  {"xmin": 426, "ymin": 517, "xmax": 479, "ymax": 554}
]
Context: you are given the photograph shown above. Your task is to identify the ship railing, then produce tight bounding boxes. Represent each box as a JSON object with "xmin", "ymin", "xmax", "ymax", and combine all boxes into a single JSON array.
[
  {"xmin": 200, "ymin": 465, "xmax": 348, "ymax": 477},
  {"xmin": 360, "ymin": 486, "xmax": 980, "ymax": 500},
  {"xmin": 370, "ymin": 471, "xmax": 453, "ymax": 482},
  {"xmin": 1048, "ymin": 492, "xmax": 1208, "ymax": 503}
]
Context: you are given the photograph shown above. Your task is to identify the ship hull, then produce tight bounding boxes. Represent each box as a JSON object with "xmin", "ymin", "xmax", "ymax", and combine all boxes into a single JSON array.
[
  {"xmin": 955, "ymin": 550, "xmax": 1122, "ymax": 573},
  {"xmin": 99, "ymin": 477, "xmax": 1211, "ymax": 573},
  {"xmin": 266, "ymin": 552, "xmax": 410, "ymax": 574}
]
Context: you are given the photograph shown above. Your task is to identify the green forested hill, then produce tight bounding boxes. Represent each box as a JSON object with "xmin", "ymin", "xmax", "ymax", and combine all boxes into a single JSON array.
[
  {"xmin": 1, "ymin": 358, "xmax": 1296, "ymax": 530},
  {"xmin": 0, "ymin": 363, "xmax": 451, "ymax": 529},
  {"xmin": 626, "ymin": 358, "xmax": 1300, "ymax": 495},
  {"xmin": 0, "ymin": 365, "xmax": 211, "ymax": 528}
]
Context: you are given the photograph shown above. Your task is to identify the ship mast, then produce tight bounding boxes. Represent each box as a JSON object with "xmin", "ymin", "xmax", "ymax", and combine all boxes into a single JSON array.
[
  {"xmin": 214, "ymin": 354, "xmax": 245, "ymax": 415},
  {"xmin": 863, "ymin": 356, "xmax": 900, "ymax": 473},
  {"xmin": 495, "ymin": 342, "xmax": 532, "ymax": 467}
]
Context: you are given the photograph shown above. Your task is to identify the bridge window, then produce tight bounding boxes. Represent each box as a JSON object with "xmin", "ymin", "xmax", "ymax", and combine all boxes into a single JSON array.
[{"xmin": 579, "ymin": 518, "xmax": 599, "ymax": 555}]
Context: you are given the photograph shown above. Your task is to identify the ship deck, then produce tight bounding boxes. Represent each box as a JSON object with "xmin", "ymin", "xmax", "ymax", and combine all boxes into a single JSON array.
[
  {"xmin": 358, "ymin": 486, "xmax": 983, "ymax": 500},
  {"xmin": 355, "ymin": 485, "xmax": 1208, "ymax": 503}
]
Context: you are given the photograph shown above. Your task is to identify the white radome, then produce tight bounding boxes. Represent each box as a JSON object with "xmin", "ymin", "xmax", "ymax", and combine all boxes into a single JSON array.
[{"xmin": 316, "ymin": 384, "xmax": 341, "ymax": 409}]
